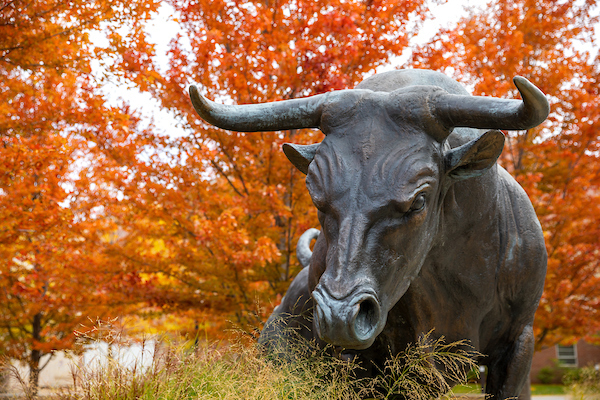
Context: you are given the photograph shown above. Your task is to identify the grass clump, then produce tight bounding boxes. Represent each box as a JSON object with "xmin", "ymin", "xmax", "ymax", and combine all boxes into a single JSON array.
[
  {"xmin": 375, "ymin": 335, "xmax": 479, "ymax": 400},
  {"xmin": 47, "ymin": 331, "xmax": 479, "ymax": 400},
  {"xmin": 53, "ymin": 339, "xmax": 367, "ymax": 400}
]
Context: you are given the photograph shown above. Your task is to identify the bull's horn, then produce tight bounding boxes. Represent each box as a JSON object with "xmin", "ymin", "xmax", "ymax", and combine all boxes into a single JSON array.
[
  {"xmin": 189, "ymin": 85, "xmax": 334, "ymax": 132},
  {"xmin": 297, "ymin": 228, "xmax": 320, "ymax": 268},
  {"xmin": 432, "ymin": 76, "xmax": 550, "ymax": 132}
]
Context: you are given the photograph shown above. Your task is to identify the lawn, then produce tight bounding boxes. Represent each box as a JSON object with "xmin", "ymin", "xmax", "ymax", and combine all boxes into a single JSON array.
[
  {"xmin": 452, "ymin": 384, "xmax": 566, "ymax": 395},
  {"xmin": 531, "ymin": 384, "xmax": 566, "ymax": 395},
  {"xmin": 451, "ymin": 384, "xmax": 483, "ymax": 394}
]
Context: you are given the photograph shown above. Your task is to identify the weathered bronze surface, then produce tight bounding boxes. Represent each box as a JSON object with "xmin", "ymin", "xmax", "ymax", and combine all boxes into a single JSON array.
[{"xmin": 189, "ymin": 69, "xmax": 549, "ymax": 400}]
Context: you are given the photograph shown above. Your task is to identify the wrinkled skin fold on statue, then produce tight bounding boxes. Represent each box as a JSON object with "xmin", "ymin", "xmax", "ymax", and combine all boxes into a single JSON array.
[{"xmin": 189, "ymin": 69, "xmax": 549, "ymax": 400}]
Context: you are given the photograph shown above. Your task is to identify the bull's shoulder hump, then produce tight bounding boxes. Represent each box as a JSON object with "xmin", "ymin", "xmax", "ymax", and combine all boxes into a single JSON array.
[
  {"xmin": 496, "ymin": 166, "xmax": 541, "ymax": 227},
  {"xmin": 356, "ymin": 69, "xmax": 483, "ymax": 145},
  {"xmin": 497, "ymin": 167, "xmax": 535, "ymax": 211},
  {"xmin": 356, "ymin": 69, "xmax": 470, "ymax": 96}
]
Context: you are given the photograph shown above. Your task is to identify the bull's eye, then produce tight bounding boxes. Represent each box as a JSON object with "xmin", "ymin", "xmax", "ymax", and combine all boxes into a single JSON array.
[{"xmin": 410, "ymin": 194, "xmax": 426, "ymax": 212}]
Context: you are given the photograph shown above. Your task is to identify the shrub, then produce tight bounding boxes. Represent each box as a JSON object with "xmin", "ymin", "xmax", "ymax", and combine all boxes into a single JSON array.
[
  {"xmin": 536, "ymin": 360, "xmax": 567, "ymax": 384},
  {"xmin": 537, "ymin": 366, "xmax": 557, "ymax": 385}
]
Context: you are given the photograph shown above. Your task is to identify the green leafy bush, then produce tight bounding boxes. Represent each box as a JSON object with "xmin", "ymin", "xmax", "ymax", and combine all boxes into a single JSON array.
[
  {"xmin": 536, "ymin": 360, "xmax": 567, "ymax": 384},
  {"xmin": 537, "ymin": 366, "xmax": 557, "ymax": 385}
]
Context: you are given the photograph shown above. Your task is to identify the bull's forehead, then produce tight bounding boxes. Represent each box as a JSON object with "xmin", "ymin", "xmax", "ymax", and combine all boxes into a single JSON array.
[{"xmin": 306, "ymin": 130, "xmax": 443, "ymax": 211}]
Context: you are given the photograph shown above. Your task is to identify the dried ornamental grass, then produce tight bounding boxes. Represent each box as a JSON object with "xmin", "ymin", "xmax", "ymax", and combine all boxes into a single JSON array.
[
  {"xmin": 45, "ymin": 330, "xmax": 478, "ymax": 400},
  {"xmin": 564, "ymin": 367, "xmax": 600, "ymax": 400}
]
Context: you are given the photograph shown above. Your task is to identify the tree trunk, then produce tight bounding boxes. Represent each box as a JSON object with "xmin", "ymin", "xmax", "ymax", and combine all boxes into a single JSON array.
[{"xmin": 28, "ymin": 312, "xmax": 42, "ymax": 398}]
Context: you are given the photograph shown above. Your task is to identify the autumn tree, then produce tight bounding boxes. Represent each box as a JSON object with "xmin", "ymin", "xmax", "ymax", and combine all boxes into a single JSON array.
[
  {"xmin": 0, "ymin": 0, "xmax": 161, "ymax": 392},
  {"xmin": 89, "ymin": 0, "xmax": 440, "ymax": 337},
  {"xmin": 410, "ymin": 0, "xmax": 600, "ymax": 348}
]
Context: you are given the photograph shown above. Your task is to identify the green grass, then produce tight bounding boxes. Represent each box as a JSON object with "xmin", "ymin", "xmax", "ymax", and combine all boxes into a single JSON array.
[
  {"xmin": 451, "ymin": 383, "xmax": 566, "ymax": 396},
  {"xmin": 451, "ymin": 383, "xmax": 483, "ymax": 394},
  {"xmin": 531, "ymin": 384, "xmax": 566, "ymax": 395}
]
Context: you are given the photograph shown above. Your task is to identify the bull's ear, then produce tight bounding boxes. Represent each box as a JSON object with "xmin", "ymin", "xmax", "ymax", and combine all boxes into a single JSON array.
[
  {"xmin": 282, "ymin": 143, "xmax": 320, "ymax": 174},
  {"xmin": 444, "ymin": 130, "xmax": 505, "ymax": 182}
]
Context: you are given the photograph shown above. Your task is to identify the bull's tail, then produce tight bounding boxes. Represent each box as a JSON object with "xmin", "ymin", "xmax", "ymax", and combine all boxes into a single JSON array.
[{"xmin": 296, "ymin": 228, "xmax": 320, "ymax": 268}]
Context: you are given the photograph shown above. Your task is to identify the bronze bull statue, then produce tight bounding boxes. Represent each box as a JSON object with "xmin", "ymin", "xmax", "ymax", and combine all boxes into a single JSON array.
[{"xmin": 189, "ymin": 69, "xmax": 549, "ymax": 399}]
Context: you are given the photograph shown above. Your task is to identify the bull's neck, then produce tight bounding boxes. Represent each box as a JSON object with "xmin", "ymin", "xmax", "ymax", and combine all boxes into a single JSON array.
[
  {"xmin": 435, "ymin": 164, "xmax": 501, "ymax": 248},
  {"xmin": 398, "ymin": 164, "xmax": 502, "ymax": 346}
]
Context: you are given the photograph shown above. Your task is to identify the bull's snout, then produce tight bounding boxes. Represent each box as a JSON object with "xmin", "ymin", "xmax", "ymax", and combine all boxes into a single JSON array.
[{"xmin": 312, "ymin": 285, "xmax": 384, "ymax": 349}]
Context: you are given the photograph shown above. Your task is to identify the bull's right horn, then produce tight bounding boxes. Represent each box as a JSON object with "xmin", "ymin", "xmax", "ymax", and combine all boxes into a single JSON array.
[
  {"xmin": 189, "ymin": 85, "xmax": 334, "ymax": 132},
  {"xmin": 431, "ymin": 76, "xmax": 550, "ymax": 132}
]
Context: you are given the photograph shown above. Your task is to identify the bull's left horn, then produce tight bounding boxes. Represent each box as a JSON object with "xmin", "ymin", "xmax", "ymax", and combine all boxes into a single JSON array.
[
  {"xmin": 189, "ymin": 85, "xmax": 334, "ymax": 132},
  {"xmin": 431, "ymin": 76, "xmax": 550, "ymax": 131},
  {"xmin": 297, "ymin": 228, "xmax": 320, "ymax": 268}
]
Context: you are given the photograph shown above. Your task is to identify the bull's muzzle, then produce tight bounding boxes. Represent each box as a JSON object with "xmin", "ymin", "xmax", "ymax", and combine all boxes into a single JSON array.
[{"xmin": 312, "ymin": 285, "xmax": 384, "ymax": 349}]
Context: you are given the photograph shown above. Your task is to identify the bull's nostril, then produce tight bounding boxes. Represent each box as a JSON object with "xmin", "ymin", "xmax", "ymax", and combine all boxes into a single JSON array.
[{"xmin": 354, "ymin": 297, "xmax": 380, "ymax": 340}]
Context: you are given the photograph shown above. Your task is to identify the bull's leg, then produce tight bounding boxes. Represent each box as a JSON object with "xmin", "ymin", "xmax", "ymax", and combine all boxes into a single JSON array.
[
  {"xmin": 485, "ymin": 324, "xmax": 534, "ymax": 400},
  {"xmin": 258, "ymin": 267, "xmax": 318, "ymax": 355},
  {"xmin": 518, "ymin": 381, "xmax": 532, "ymax": 400}
]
